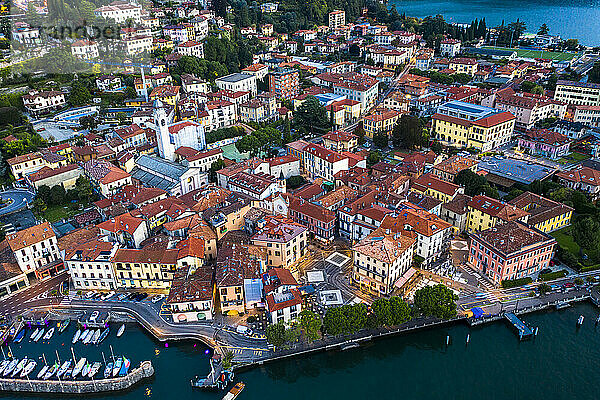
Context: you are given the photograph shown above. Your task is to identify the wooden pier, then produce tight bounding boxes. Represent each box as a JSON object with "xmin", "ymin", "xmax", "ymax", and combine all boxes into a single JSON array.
[{"xmin": 504, "ymin": 313, "xmax": 533, "ymax": 340}]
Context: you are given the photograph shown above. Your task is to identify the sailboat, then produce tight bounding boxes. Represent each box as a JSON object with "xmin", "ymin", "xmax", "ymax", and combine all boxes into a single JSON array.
[
  {"xmin": 0, "ymin": 360, "xmax": 9, "ymax": 375},
  {"xmin": 112, "ymin": 357, "xmax": 123, "ymax": 377},
  {"xmin": 20, "ymin": 360, "xmax": 37, "ymax": 377},
  {"xmin": 81, "ymin": 362, "xmax": 91, "ymax": 377},
  {"xmin": 63, "ymin": 368, "xmax": 73, "ymax": 379},
  {"xmin": 88, "ymin": 362, "xmax": 102, "ymax": 378},
  {"xmin": 13, "ymin": 329, "xmax": 25, "ymax": 344},
  {"xmin": 83, "ymin": 330, "xmax": 94, "ymax": 345},
  {"xmin": 91, "ymin": 329, "xmax": 101, "ymax": 344},
  {"xmin": 43, "ymin": 363, "xmax": 59, "ymax": 380},
  {"xmin": 30, "ymin": 328, "xmax": 40, "ymax": 341},
  {"xmin": 57, "ymin": 360, "xmax": 72, "ymax": 378},
  {"xmin": 43, "ymin": 328, "xmax": 55, "ymax": 341},
  {"xmin": 37, "ymin": 365, "xmax": 49, "ymax": 379},
  {"xmin": 117, "ymin": 324, "xmax": 125, "ymax": 338},
  {"xmin": 58, "ymin": 320, "xmax": 70, "ymax": 334},
  {"xmin": 119, "ymin": 357, "xmax": 130, "ymax": 376},
  {"xmin": 97, "ymin": 328, "xmax": 110, "ymax": 344},
  {"xmin": 11, "ymin": 357, "xmax": 28, "ymax": 377},
  {"xmin": 72, "ymin": 357, "xmax": 86, "ymax": 378},
  {"xmin": 104, "ymin": 362, "xmax": 113, "ymax": 379},
  {"xmin": 33, "ymin": 329, "xmax": 44, "ymax": 342},
  {"xmin": 72, "ymin": 329, "xmax": 82, "ymax": 344},
  {"xmin": 3, "ymin": 359, "xmax": 18, "ymax": 376}
]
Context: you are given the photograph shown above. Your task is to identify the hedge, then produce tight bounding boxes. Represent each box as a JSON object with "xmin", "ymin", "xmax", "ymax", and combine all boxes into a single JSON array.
[
  {"xmin": 501, "ymin": 277, "xmax": 533, "ymax": 289},
  {"xmin": 581, "ymin": 264, "xmax": 600, "ymax": 273},
  {"xmin": 539, "ymin": 270, "xmax": 568, "ymax": 281}
]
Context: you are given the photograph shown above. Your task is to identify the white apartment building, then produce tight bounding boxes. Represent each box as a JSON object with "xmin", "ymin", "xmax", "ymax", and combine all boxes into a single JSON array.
[
  {"xmin": 6, "ymin": 222, "xmax": 62, "ymax": 281},
  {"xmin": 301, "ymin": 143, "xmax": 349, "ymax": 181},
  {"xmin": 328, "ymin": 10, "xmax": 345, "ymax": 29},
  {"xmin": 22, "ymin": 91, "xmax": 66, "ymax": 115},
  {"xmin": 176, "ymin": 40, "xmax": 204, "ymax": 58},
  {"xmin": 94, "ymin": 1, "xmax": 142, "ymax": 23},
  {"xmin": 554, "ymin": 80, "xmax": 600, "ymax": 106},
  {"xmin": 440, "ymin": 39, "xmax": 461, "ymax": 57},
  {"xmin": 71, "ymin": 40, "xmax": 99, "ymax": 60},
  {"xmin": 125, "ymin": 35, "xmax": 153, "ymax": 55},
  {"xmin": 215, "ymin": 73, "xmax": 257, "ymax": 96},
  {"xmin": 66, "ymin": 241, "xmax": 119, "ymax": 290}
]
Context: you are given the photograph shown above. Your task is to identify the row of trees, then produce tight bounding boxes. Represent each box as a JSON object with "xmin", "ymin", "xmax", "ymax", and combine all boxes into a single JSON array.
[
  {"xmin": 266, "ymin": 310, "xmax": 323, "ymax": 347},
  {"xmin": 235, "ymin": 126, "xmax": 282, "ymax": 157}
]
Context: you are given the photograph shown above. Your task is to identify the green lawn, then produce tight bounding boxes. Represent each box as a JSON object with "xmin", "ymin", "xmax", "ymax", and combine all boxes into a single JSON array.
[
  {"xmin": 43, "ymin": 202, "xmax": 89, "ymax": 223},
  {"xmin": 557, "ymin": 152, "xmax": 590, "ymax": 165},
  {"xmin": 481, "ymin": 46, "xmax": 578, "ymax": 61},
  {"xmin": 550, "ymin": 226, "xmax": 580, "ymax": 255}
]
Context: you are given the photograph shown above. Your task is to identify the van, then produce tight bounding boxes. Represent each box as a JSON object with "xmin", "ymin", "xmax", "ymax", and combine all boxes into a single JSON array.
[{"xmin": 236, "ymin": 325, "xmax": 253, "ymax": 336}]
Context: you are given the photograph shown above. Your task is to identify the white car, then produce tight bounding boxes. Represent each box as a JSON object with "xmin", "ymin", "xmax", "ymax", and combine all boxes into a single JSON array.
[
  {"xmin": 151, "ymin": 294, "xmax": 165, "ymax": 303},
  {"xmin": 89, "ymin": 311, "xmax": 99, "ymax": 323},
  {"xmin": 85, "ymin": 291, "xmax": 97, "ymax": 299}
]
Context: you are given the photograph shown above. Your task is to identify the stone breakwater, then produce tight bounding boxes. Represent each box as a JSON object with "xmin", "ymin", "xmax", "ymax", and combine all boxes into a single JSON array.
[{"xmin": 0, "ymin": 361, "xmax": 154, "ymax": 394}]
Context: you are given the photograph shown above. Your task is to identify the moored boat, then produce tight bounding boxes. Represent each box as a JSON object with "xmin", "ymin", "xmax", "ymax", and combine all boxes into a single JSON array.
[
  {"xmin": 57, "ymin": 360, "xmax": 71, "ymax": 378},
  {"xmin": 43, "ymin": 363, "xmax": 59, "ymax": 380},
  {"xmin": 36, "ymin": 365, "xmax": 48, "ymax": 379},
  {"xmin": 63, "ymin": 368, "xmax": 72, "ymax": 379},
  {"xmin": 33, "ymin": 329, "xmax": 44, "ymax": 342},
  {"xmin": 43, "ymin": 328, "xmax": 55, "ymax": 341},
  {"xmin": 0, "ymin": 360, "xmax": 10, "ymax": 375},
  {"xmin": 118, "ymin": 357, "xmax": 130, "ymax": 377},
  {"xmin": 12, "ymin": 357, "xmax": 28, "ymax": 377},
  {"xmin": 117, "ymin": 324, "xmax": 125, "ymax": 338},
  {"xmin": 58, "ymin": 320, "xmax": 70, "ymax": 334},
  {"xmin": 20, "ymin": 360, "xmax": 37, "ymax": 378},
  {"xmin": 81, "ymin": 362, "xmax": 91, "ymax": 377},
  {"xmin": 97, "ymin": 328, "xmax": 109, "ymax": 344},
  {"xmin": 112, "ymin": 357, "xmax": 123, "ymax": 377},
  {"xmin": 3, "ymin": 359, "xmax": 18, "ymax": 376},
  {"xmin": 88, "ymin": 362, "xmax": 102, "ymax": 378},
  {"xmin": 83, "ymin": 330, "xmax": 94, "ymax": 345},
  {"xmin": 30, "ymin": 328, "xmax": 40, "ymax": 341},
  {"xmin": 104, "ymin": 362, "xmax": 113, "ymax": 379},
  {"xmin": 72, "ymin": 357, "xmax": 86, "ymax": 378},
  {"xmin": 222, "ymin": 382, "xmax": 246, "ymax": 400},
  {"xmin": 91, "ymin": 329, "xmax": 101, "ymax": 344},
  {"xmin": 72, "ymin": 329, "xmax": 82, "ymax": 344},
  {"xmin": 13, "ymin": 329, "xmax": 25, "ymax": 344}
]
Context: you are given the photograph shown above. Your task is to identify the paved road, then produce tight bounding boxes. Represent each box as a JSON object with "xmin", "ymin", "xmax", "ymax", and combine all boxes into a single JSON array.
[
  {"xmin": 0, "ymin": 189, "xmax": 35, "ymax": 216},
  {"xmin": 0, "ymin": 272, "xmax": 68, "ymax": 317}
]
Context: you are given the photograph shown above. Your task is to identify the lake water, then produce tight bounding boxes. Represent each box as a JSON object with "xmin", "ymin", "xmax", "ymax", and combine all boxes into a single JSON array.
[
  {"xmin": 3, "ymin": 302, "xmax": 600, "ymax": 399},
  {"xmin": 389, "ymin": 0, "xmax": 600, "ymax": 45}
]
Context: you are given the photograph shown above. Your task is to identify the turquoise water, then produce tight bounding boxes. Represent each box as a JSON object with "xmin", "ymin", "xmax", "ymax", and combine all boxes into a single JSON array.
[
  {"xmin": 3, "ymin": 302, "xmax": 600, "ymax": 399},
  {"xmin": 390, "ymin": 0, "xmax": 600, "ymax": 45}
]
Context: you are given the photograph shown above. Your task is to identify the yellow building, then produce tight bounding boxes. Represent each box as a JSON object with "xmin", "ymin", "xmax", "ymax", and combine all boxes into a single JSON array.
[
  {"xmin": 508, "ymin": 191, "xmax": 573, "ymax": 233},
  {"xmin": 411, "ymin": 173, "xmax": 463, "ymax": 203},
  {"xmin": 432, "ymin": 101, "xmax": 515, "ymax": 151},
  {"xmin": 448, "ymin": 58, "xmax": 478, "ymax": 76},
  {"xmin": 112, "ymin": 249, "xmax": 180, "ymax": 291},
  {"xmin": 362, "ymin": 108, "xmax": 401, "ymax": 138},
  {"xmin": 466, "ymin": 195, "xmax": 529, "ymax": 232},
  {"xmin": 149, "ymin": 85, "xmax": 181, "ymax": 106}
]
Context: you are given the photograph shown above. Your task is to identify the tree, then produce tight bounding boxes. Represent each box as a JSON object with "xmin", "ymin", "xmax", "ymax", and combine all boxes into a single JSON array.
[
  {"xmin": 538, "ymin": 283, "xmax": 551, "ymax": 295},
  {"xmin": 431, "ymin": 141, "xmax": 443, "ymax": 154},
  {"xmin": 116, "ymin": 112, "xmax": 127, "ymax": 125},
  {"xmin": 299, "ymin": 310, "xmax": 322, "ymax": 342},
  {"xmin": 354, "ymin": 122, "xmax": 366, "ymax": 145},
  {"xmin": 413, "ymin": 284, "xmax": 458, "ymax": 319},
  {"xmin": 0, "ymin": 107, "xmax": 23, "ymax": 127},
  {"xmin": 373, "ymin": 131, "xmax": 388, "ymax": 148},
  {"xmin": 589, "ymin": 62, "xmax": 600, "ymax": 84},
  {"xmin": 366, "ymin": 150, "xmax": 382, "ymax": 167},
  {"xmin": 76, "ymin": 176, "xmax": 93, "ymax": 203},
  {"xmin": 454, "ymin": 169, "xmax": 498, "ymax": 198},
  {"xmin": 79, "ymin": 114, "xmax": 98, "ymax": 131},
  {"xmin": 235, "ymin": 127, "xmax": 281, "ymax": 157},
  {"xmin": 266, "ymin": 322, "xmax": 286, "ymax": 347},
  {"xmin": 573, "ymin": 217, "xmax": 600, "ymax": 252},
  {"xmin": 124, "ymin": 86, "xmax": 137, "ymax": 99},
  {"xmin": 392, "ymin": 114, "xmax": 425, "ymax": 149},
  {"xmin": 33, "ymin": 197, "xmax": 47, "ymax": 216},
  {"xmin": 49, "ymin": 185, "xmax": 66, "ymax": 206},
  {"xmin": 209, "ymin": 159, "xmax": 226, "ymax": 183},
  {"xmin": 69, "ymin": 80, "xmax": 91, "ymax": 106},
  {"xmin": 286, "ymin": 175, "xmax": 305, "ymax": 189},
  {"xmin": 293, "ymin": 96, "xmax": 330, "ymax": 134},
  {"xmin": 537, "ymin": 24, "xmax": 549, "ymax": 35}
]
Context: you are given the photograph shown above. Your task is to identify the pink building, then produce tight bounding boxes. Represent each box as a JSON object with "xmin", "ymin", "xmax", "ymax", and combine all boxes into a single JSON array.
[
  {"xmin": 517, "ymin": 129, "xmax": 571, "ymax": 160},
  {"xmin": 468, "ymin": 221, "xmax": 556, "ymax": 285}
]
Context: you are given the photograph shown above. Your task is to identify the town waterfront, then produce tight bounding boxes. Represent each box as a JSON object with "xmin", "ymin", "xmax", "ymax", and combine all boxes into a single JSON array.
[
  {"xmin": 2, "ymin": 303, "xmax": 600, "ymax": 399},
  {"xmin": 390, "ymin": 0, "xmax": 600, "ymax": 44}
]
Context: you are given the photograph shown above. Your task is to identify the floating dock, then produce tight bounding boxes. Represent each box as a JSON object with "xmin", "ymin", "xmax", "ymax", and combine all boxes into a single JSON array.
[
  {"xmin": 191, "ymin": 355, "xmax": 234, "ymax": 390},
  {"xmin": 504, "ymin": 313, "xmax": 533, "ymax": 340}
]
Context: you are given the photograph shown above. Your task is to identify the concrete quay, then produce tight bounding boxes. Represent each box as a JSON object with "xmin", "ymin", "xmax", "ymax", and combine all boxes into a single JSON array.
[{"xmin": 0, "ymin": 361, "xmax": 154, "ymax": 394}]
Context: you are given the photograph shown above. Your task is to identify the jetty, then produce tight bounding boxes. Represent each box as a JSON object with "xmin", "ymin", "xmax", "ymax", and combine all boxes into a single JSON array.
[
  {"xmin": 0, "ymin": 361, "xmax": 154, "ymax": 394},
  {"xmin": 504, "ymin": 313, "xmax": 533, "ymax": 340}
]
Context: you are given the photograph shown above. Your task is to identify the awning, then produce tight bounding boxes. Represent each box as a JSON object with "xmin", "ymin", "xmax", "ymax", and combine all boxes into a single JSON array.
[{"xmin": 394, "ymin": 267, "xmax": 417, "ymax": 289}]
